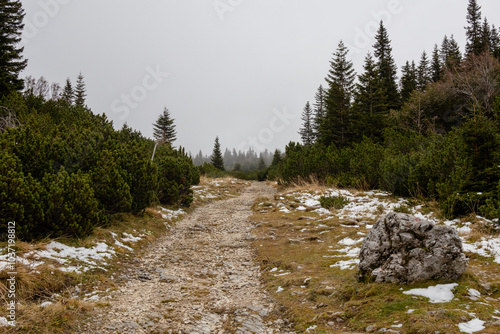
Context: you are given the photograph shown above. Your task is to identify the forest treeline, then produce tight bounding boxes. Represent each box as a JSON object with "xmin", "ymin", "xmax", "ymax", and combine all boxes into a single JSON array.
[
  {"xmin": 269, "ymin": 0, "xmax": 500, "ymax": 220},
  {"xmin": 0, "ymin": 91, "xmax": 200, "ymax": 241}
]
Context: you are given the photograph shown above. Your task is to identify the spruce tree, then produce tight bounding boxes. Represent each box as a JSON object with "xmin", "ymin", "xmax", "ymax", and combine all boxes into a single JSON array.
[
  {"xmin": 481, "ymin": 18, "xmax": 492, "ymax": 53},
  {"xmin": 74, "ymin": 72, "xmax": 87, "ymax": 107},
  {"xmin": 465, "ymin": 0, "xmax": 484, "ymax": 57},
  {"xmin": 258, "ymin": 154, "xmax": 266, "ymax": 170},
  {"xmin": 211, "ymin": 136, "xmax": 225, "ymax": 171},
  {"xmin": 62, "ymin": 78, "xmax": 74, "ymax": 105},
  {"xmin": 312, "ymin": 85, "xmax": 326, "ymax": 142},
  {"xmin": 153, "ymin": 107, "xmax": 177, "ymax": 145},
  {"xmin": 271, "ymin": 149, "xmax": 282, "ymax": 167},
  {"xmin": 299, "ymin": 101, "xmax": 314, "ymax": 146},
  {"xmin": 441, "ymin": 35, "xmax": 462, "ymax": 69},
  {"xmin": 400, "ymin": 61, "xmax": 417, "ymax": 103},
  {"xmin": 417, "ymin": 51, "xmax": 431, "ymax": 90},
  {"xmin": 431, "ymin": 44, "xmax": 443, "ymax": 82},
  {"xmin": 373, "ymin": 21, "xmax": 400, "ymax": 110},
  {"xmin": 491, "ymin": 25, "xmax": 500, "ymax": 59},
  {"xmin": 0, "ymin": 0, "xmax": 27, "ymax": 97},
  {"xmin": 320, "ymin": 40, "xmax": 355, "ymax": 147},
  {"xmin": 351, "ymin": 53, "xmax": 387, "ymax": 142}
]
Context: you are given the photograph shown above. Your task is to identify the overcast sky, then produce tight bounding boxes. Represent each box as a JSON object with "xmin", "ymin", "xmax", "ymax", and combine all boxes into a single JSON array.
[{"xmin": 19, "ymin": 0, "xmax": 500, "ymax": 155}]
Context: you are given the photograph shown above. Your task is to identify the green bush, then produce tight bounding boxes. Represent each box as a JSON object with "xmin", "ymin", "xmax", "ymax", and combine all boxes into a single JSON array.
[
  {"xmin": 319, "ymin": 194, "xmax": 350, "ymax": 210},
  {"xmin": 41, "ymin": 168, "xmax": 100, "ymax": 239}
]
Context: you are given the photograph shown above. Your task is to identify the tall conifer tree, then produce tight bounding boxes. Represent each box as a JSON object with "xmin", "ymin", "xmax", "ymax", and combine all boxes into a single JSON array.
[
  {"xmin": 352, "ymin": 53, "xmax": 386, "ymax": 142},
  {"xmin": 465, "ymin": 0, "xmax": 484, "ymax": 57},
  {"xmin": 211, "ymin": 137, "xmax": 225, "ymax": 171},
  {"xmin": 373, "ymin": 21, "xmax": 400, "ymax": 110},
  {"xmin": 74, "ymin": 72, "xmax": 87, "ymax": 107},
  {"xmin": 299, "ymin": 101, "xmax": 314, "ymax": 146},
  {"xmin": 312, "ymin": 85, "xmax": 326, "ymax": 142},
  {"xmin": 62, "ymin": 78, "xmax": 74, "ymax": 105},
  {"xmin": 400, "ymin": 61, "xmax": 417, "ymax": 103},
  {"xmin": 153, "ymin": 107, "xmax": 177, "ymax": 145},
  {"xmin": 417, "ymin": 51, "xmax": 431, "ymax": 90},
  {"xmin": 0, "ymin": 0, "xmax": 27, "ymax": 97},
  {"xmin": 431, "ymin": 44, "xmax": 443, "ymax": 82},
  {"xmin": 320, "ymin": 40, "xmax": 355, "ymax": 147}
]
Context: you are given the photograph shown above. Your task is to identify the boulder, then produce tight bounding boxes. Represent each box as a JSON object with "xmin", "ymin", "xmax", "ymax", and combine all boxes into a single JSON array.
[{"xmin": 358, "ymin": 212, "xmax": 468, "ymax": 284}]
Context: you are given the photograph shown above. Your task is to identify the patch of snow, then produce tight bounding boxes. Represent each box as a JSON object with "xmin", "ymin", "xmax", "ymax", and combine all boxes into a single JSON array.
[
  {"xmin": 403, "ymin": 283, "xmax": 458, "ymax": 303},
  {"xmin": 276, "ymin": 286, "xmax": 284, "ymax": 293},
  {"xmin": 462, "ymin": 237, "xmax": 500, "ymax": 263},
  {"xmin": 407, "ymin": 309, "xmax": 415, "ymax": 314},
  {"xmin": 279, "ymin": 207, "xmax": 291, "ymax": 213},
  {"xmin": 468, "ymin": 288, "xmax": 481, "ymax": 299},
  {"xmin": 114, "ymin": 240, "xmax": 133, "ymax": 251},
  {"xmin": 40, "ymin": 301, "xmax": 53, "ymax": 307},
  {"xmin": 338, "ymin": 237, "xmax": 363, "ymax": 246},
  {"xmin": 160, "ymin": 207, "xmax": 186, "ymax": 221},
  {"xmin": 457, "ymin": 318, "xmax": 485, "ymax": 333},
  {"xmin": 0, "ymin": 317, "xmax": 13, "ymax": 327},
  {"xmin": 29, "ymin": 241, "xmax": 115, "ymax": 272},
  {"xmin": 270, "ymin": 267, "xmax": 278, "ymax": 272},
  {"xmin": 296, "ymin": 206, "xmax": 307, "ymax": 211},
  {"xmin": 330, "ymin": 259, "xmax": 359, "ymax": 270},
  {"xmin": 305, "ymin": 325, "xmax": 317, "ymax": 332}
]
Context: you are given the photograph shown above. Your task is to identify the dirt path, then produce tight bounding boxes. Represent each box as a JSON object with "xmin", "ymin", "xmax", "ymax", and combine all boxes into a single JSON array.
[{"xmin": 79, "ymin": 182, "xmax": 293, "ymax": 334}]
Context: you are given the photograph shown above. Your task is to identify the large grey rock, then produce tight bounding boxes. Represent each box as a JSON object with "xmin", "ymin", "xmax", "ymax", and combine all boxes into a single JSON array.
[{"xmin": 358, "ymin": 212, "xmax": 468, "ymax": 284}]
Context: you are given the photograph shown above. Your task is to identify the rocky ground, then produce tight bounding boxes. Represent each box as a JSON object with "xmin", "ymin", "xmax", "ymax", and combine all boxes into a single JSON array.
[{"xmin": 77, "ymin": 182, "xmax": 295, "ymax": 334}]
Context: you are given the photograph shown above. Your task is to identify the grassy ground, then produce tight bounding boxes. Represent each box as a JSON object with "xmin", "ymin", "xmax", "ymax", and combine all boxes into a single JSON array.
[
  {"xmin": 251, "ymin": 184, "xmax": 500, "ymax": 334},
  {"xmin": 0, "ymin": 176, "xmax": 249, "ymax": 334}
]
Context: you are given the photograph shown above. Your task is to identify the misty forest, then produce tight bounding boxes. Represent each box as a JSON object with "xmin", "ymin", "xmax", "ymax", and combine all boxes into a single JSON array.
[{"xmin": 1, "ymin": 0, "xmax": 500, "ymax": 333}]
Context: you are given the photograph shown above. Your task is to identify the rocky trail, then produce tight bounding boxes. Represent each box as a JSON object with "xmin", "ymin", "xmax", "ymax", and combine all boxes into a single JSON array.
[{"xmin": 79, "ymin": 182, "xmax": 294, "ymax": 334}]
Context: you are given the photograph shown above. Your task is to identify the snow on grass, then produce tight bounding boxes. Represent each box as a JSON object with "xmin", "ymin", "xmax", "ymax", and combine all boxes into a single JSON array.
[
  {"xmin": 462, "ymin": 237, "xmax": 500, "ymax": 264},
  {"xmin": 0, "ymin": 317, "xmax": 13, "ymax": 327},
  {"xmin": 330, "ymin": 259, "xmax": 359, "ymax": 270},
  {"xmin": 28, "ymin": 241, "xmax": 116, "ymax": 273},
  {"xmin": 338, "ymin": 237, "xmax": 363, "ymax": 246},
  {"xmin": 160, "ymin": 207, "xmax": 186, "ymax": 221},
  {"xmin": 403, "ymin": 283, "xmax": 458, "ymax": 303},
  {"xmin": 457, "ymin": 318, "xmax": 486, "ymax": 333},
  {"xmin": 290, "ymin": 188, "xmax": 410, "ymax": 220}
]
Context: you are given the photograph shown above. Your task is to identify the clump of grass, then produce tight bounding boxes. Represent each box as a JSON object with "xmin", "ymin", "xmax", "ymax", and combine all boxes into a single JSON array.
[
  {"xmin": 393, "ymin": 204, "xmax": 412, "ymax": 214},
  {"xmin": 320, "ymin": 195, "xmax": 350, "ymax": 210}
]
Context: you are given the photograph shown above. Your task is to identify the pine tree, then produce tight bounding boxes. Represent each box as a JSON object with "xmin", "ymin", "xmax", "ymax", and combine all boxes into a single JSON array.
[
  {"xmin": 441, "ymin": 35, "xmax": 462, "ymax": 69},
  {"xmin": 373, "ymin": 21, "xmax": 400, "ymax": 110},
  {"xmin": 312, "ymin": 85, "xmax": 326, "ymax": 142},
  {"xmin": 153, "ymin": 107, "xmax": 177, "ymax": 145},
  {"xmin": 351, "ymin": 53, "xmax": 387, "ymax": 142},
  {"xmin": 211, "ymin": 137, "xmax": 225, "ymax": 171},
  {"xmin": 0, "ymin": 0, "xmax": 28, "ymax": 97},
  {"xmin": 74, "ymin": 72, "xmax": 87, "ymax": 107},
  {"xmin": 270, "ymin": 149, "xmax": 283, "ymax": 167},
  {"xmin": 465, "ymin": 0, "xmax": 484, "ymax": 57},
  {"xmin": 320, "ymin": 40, "xmax": 356, "ymax": 147},
  {"xmin": 299, "ymin": 101, "xmax": 314, "ymax": 146},
  {"xmin": 417, "ymin": 51, "xmax": 431, "ymax": 90},
  {"xmin": 446, "ymin": 35, "xmax": 462, "ymax": 67},
  {"xmin": 491, "ymin": 25, "xmax": 500, "ymax": 59},
  {"xmin": 431, "ymin": 44, "xmax": 443, "ymax": 82},
  {"xmin": 258, "ymin": 154, "xmax": 266, "ymax": 170},
  {"xmin": 62, "ymin": 78, "xmax": 74, "ymax": 105},
  {"xmin": 481, "ymin": 18, "xmax": 492, "ymax": 53},
  {"xmin": 400, "ymin": 61, "xmax": 417, "ymax": 103}
]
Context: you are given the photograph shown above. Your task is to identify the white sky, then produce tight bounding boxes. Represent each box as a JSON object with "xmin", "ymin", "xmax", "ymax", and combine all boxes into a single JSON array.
[{"xmin": 19, "ymin": 0, "xmax": 500, "ymax": 154}]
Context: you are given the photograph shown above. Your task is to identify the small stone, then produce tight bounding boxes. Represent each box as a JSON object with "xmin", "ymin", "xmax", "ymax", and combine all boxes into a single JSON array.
[
  {"xmin": 159, "ymin": 274, "xmax": 179, "ymax": 283},
  {"xmin": 366, "ymin": 324, "xmax": 378, "ymax": 332}
]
